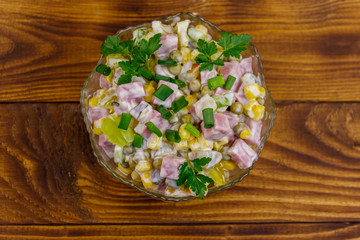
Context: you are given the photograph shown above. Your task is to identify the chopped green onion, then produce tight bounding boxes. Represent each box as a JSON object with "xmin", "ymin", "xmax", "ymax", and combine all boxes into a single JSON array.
[
  {"xmin": 202, "ymin": 108, "xmax": 214, "ymax": 128},
  {"xmin": 224, "ymin": 75, "xmax": 236, "ymax": 90},
  {"xmin": 207, "ymin": 75, "xmax": 225, "ymax": 90},
  {"xmin": 153, "ymin": 74, "xmax": 186, "ymax": 88},
  {"xmin": 96, "ymin": 64, "xmax": 111, "ymax": 76},
  {"xmin": 158, "ymin": 60, "xmax": 177, "ymax": 66},
  {"xmin": 138, "ymin": 67, "xmax": 152, "ymax": 80},
  {"xmin": 165, "ymin": 129, "xmax": 181, "ymax": 143},
  {"xmin": 152, "ymin": 84, "xmax": 174, "ymax": 101},
  {"xmin": 133, "ymin": 133, "xmax": 143, "ymax": 148},
  {"xmin": 185, "ymin": 123, "xmax": 200, "ymax": 137},
  {"xmin": 118, "ymin": 113, "xmax": 132, "ymax": 130},
  {"xmin": 171, "ymin": 96, "xmax": 189, "ymax": 113},
  {"xmin": 157, "ymin": 105, "xmax": 172, "ymax": 120},
  {"xmin": 145, "ymin": 122, "xmax": 162, "ymax": 137}
]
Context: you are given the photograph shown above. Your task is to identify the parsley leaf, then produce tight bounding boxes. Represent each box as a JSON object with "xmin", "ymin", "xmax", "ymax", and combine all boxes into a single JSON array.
[
  {"xmin": 176, "ymin": 151, "xmax": 214, "ymax": 200},
  {"xmin": 195, "ymin": 32, "xmax": 251, "ymax": 71},
  {"xmin": 195, "ymin": 39, "xmax": 224, "ymax": 71},
  {"xmin": 100, "ymin": 35, "xmax": 132, "ymax": 57},
  {"xmin": 217, "ymin": 32, "xmax": 252, "ymax": 58},
  {"xmin": 118, "ymin": 61, "xmax": 152, "ymax": 84}
]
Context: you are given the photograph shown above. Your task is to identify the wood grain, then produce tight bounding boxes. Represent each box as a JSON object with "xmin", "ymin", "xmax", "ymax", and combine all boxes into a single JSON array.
[
  {"xmin": 0, "ymin": 103, "xmax": 359, "ymax": 224},
  {"xmin": 0, "ymin": 0, "xmax": 360, "ymax": 102},
  {"xmin": 1, "ymin": 223, "xmax": 360, "ymax": 239}
]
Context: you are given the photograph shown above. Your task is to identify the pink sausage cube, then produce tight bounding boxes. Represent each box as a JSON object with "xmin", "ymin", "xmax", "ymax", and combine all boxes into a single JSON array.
[
  {"xmin": 214, "ymin": 87, "xmax": 231, "ymax": 96},
  {"xmin": 160, "ymin": 155, "xmax": 186, "ymax": 179},
  {"xmin": 234, "ymin": 84, "xmax": 248, "ymax": 107},
  {"xmin": 223, "ymin": 111, "xmax": 239, "ymax": 128},
  {"xmin": 99, "ymin": 74, "xmax": 112, "ymax": 89},
  {"xmin": 155, "ymin": 34, "xmax": 178, "ymax": 57},
  {"xmin": 152, "ymin": 80, "xmax": 178, "ymax": 108},
  {"xmin": 99, "ymin": 134, "xmax": 115, "ymax": 159},
  {"xmin": 87, "ymin": 107, "xmax": 108, "ymax": 124},
  {"xmin": 134, "ymin": 123, "xmax": 153, "ymax": 139},
  {"xmin": 201, "ymin": 112, "xmax": 231, "ymax": 141},
  {"xmin": 228, "ymin": 139, "xmax": 258, "ymax": 169},
  {"xmin": 200, "ymin": 68, "xmax": 217, "ymax": 86},
  {"xmin": 117, "ymin": 82, "xmax": 145, "ymax": 100},
  {"xmin": 245, "ymin": 117, "xmax": 262, "ymax": 146}
]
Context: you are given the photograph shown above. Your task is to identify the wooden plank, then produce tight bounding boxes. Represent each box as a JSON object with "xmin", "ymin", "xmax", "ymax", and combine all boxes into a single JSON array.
[
  {"xmin": 0, "ymin": 0, "xmax": 360, "ymax": 102},
  {"xmin": 0, "ymin": 103, "xmax": 359, "ymax": 224},
  {"xmin": 0, "ymin": 223, "xmax": 360, "ymax": 239}
]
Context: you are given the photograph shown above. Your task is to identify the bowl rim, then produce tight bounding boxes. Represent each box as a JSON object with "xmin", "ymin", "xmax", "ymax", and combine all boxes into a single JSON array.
[{"xmin": 80, "ymin": 12, "xmax": 277, "ymax": 202}]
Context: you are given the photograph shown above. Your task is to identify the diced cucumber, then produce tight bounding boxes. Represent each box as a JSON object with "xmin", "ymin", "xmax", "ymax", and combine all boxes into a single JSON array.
[
  {"xmin": 114, "ymin": 145, "xmax": 124, "ymax": 164},
  {"xmin": 212, "ymin": 92, "xmax": 234, "ymax": 108},
  {"xmin": 100, "ymin": 114, "xmax": 135, "ymax": 146},
  {"xmin": 188, "ymin": 27, "xmax": 206, "ymax": 42}
]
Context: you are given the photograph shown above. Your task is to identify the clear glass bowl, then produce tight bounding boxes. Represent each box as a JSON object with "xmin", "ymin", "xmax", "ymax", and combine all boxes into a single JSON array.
[{"xmin": 80, "ymin": 12, "xmax": 276, "ymax": 201}]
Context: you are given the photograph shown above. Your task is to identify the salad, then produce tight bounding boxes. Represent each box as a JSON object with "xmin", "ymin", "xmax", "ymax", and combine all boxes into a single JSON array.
[{"xmin": 86, "ymin": 17, "xmax": 266, "ymax": 199}]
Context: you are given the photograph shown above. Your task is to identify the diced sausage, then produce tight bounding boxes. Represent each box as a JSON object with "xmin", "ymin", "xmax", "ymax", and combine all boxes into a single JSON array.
[
  {"xmin": 87, "ymin": 107, "xmax": 108, "ymax": 124},
  {"xmin": 134, "ymin": 123, "xmax": 153, "ymax": 139},
  {"xmin": 160, "ymin": 155, "xmax": 186, "ymax": 179},
  {"xmin": 223, "ymin": 111, "xmax": 239, "ymax": 128},
  {"xmin": 200, "ymin": 68, "xmax": 217, "ymax": 86},
  {"xmin": 245, "ymin": 117, "xmax": 262, "ymax": 146},
  {"xmin": 99, "ymin": 134, "xmax": 115, "ymax": 158},
  {"xmin": 116, "ymin": 82, "xmax": 145, "ymax": 100},
  {"xmin": 201, "ymin": 112, "xmax": 231, "ymax": 141},
  {"xmin": 228, "ymin": 139, "xmax": 258, "ymax": 169},
  {"xmin": 99, "ymin": 74, "xmax": 112, "ymax": 89},
  {"xmin": 152, "ymin": 80, "xmax": 178, "ymax": 108},
  {"xmin": 155, "ymin": 34, "xmax": 178, "ymax": 58}
]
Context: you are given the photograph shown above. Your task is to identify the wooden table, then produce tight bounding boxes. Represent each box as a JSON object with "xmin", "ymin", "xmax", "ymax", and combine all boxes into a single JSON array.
[{"xmin": 1, "ymin": 0, "xmax": 359, "ymax": 239}]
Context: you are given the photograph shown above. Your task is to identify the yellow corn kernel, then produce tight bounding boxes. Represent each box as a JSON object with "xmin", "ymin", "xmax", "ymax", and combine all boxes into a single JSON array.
[
  {"xmin": 244, "ymin": 83, "xmax": 262, "ymax": 100},
  {"xmin": 118, "ymin": 163, "xmax": 132, "ymax": 175},
  {"xmin": 259, "ymin": 86, "xmax": 266, "ymax": 98},
  {"xmin": 143, "ymin": 29, "xmax": 154, "ymax": 40},
  {"xmin": 252, "ymin": 105, "xmax": 265, "ymax": 121},
  {"xmin": 204, "ymin": 166, "xmax": 226, "ymax": 187},
  {"xmin": 131, "ymin": 171, "xmax": 141, "ymax": 181},
  {"xmin": 140, "ymin": 172, "xmax": 153, "ymax": 189},
  {"xmin": 190, "ymin": 49, "xmax": 200, "ymax": 62},
  {"xmin": 188, "ymin": 138, "xmax": 200, "ymax": 151},
  {"xmin": 174, "ymin": 139, "xmax": 188, "ymax": 151},
  {"xmin": 221, "ymin": 160, "xmax": 237, "ymax": 171},
  {"xmin": 147, "ymin": 134, "xmax": 162, "ymax": 150},
  {"xmin": 93, "ymin": 118, "xmax": 105, "ymax": 135},
  {"xmin": 143, "ymin": 85, "xmax": 156, "ymax": 102},
  {"xmin": 184, "ymin": 94, "xmax": 197, "ymax": 111},
  {"xmin": 135, "ymin": 161, "xmax": 153, "ymax": 173},
  {"xmin": 180, "ymin": 47, "xmax": 191, "ymax": 63},
  {"xmin": 179, "ymin": 123, "xmax": 191, "ymax": 141},
  {"xmin": 198, "ymin": 134, "xmax": 214, "ymax": 150},
  {"xmin": 214, "ymin": 137, "xmax": 228, "ymax": 151},
  {"xmin": 240, "ymin": 129, "xmax": 252, "ymax": 139},
  {"xmin": 244, "ymin": 99, "xmax": 261, "ymax": 120},
  {"xmin": 195, "ymin": 24, "xmax": 208, "ymax": 35},
  {"xmin": 105, "ymin": 69, "xmax": 114, "ymax": 83},
  {"xmin": 153, "ymin": 158, "xmax": 162, "ymax": 169},
  {"xmin": 89, "ymin": 97, "xmax": 99, "ymax": 107}
]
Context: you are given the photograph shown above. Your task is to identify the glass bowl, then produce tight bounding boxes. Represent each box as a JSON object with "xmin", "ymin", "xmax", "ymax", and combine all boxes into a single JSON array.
[{"xmin": 80, "ymin": 12, "xmax": 276, "ymax": 201}]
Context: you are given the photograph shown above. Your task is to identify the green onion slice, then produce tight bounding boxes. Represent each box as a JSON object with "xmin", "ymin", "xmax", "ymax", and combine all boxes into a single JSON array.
[
  {"xmin": 153, "ymin": 74, "xmax": 186, "ymax": 88},
  {"xmin": 165, "ymin": 129, "xmax": 181, "ymax": 143},
  {"xmin": 202, "ymin": 108, "xmax": 214, "ymax": 129},
  {"xmin": 224, "ymin": 75, "xmax": 236, "ymax": 90},
  {"xmin": 133, "ymin": 133, "xmax": 143, "ymax": 148},
  {"xmin": 158, "ymin": 60, "xmax": 177, "ymax": 66},
  {"xmin": 157, "ymin": 105, "xmax": 172, "ymax": 120},
  {"xmin": 96, "ymin": 64, "xmax": 111, "ymax": 76},
  {"xmin": 145, "ymin": 122, "xmax": 162, "ymax": 137},
  {"xmin": 185, "ymin": 123, "xmax": 200, "ymax": 138},
  {"xmin": 171, "ymin": 96, "xmax": 189, "ymax": 113},
  {"xmin": 138, "ymin": 67, "xmax": 153, "ymax": 80},
  {"xmin": 152, "ymin": 84, "xmax": 174, "ymax": 101},
  {"xmin": 207, "ymin": 75, "xmax": 225, "ymax": 90},
  {"xmin": 118, "ymin": 113, "xmax": 132, "ymax": 130}
]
